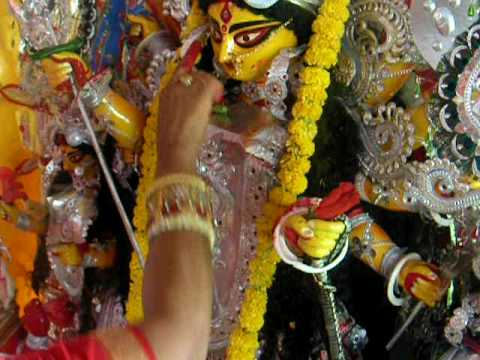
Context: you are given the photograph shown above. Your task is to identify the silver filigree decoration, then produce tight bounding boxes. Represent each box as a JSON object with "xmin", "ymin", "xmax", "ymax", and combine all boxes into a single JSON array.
[
  {"xmin": 79, "ymin": 70, "xmax": 113, "ymax": 109},
  {"xmin": 428, "ymin": 23, "xmax": 480, "ymax": 178},
  {"xmin": 162, "ymin": 0, "xmax": 191, "ymax": 26},
  {"xmin": 46, "ymin": 189, "xmax": 98, "ymax": 245},
  {"xmin": 346, "ymin": 0, "xmax": 414, "ymax": 64},
  {"xmin": 336, "ymin": 0, "xmax": 414, "ymax": 103},
  {"xmin": 241, "ymin": 47, "xmax": 304, "ymax": 121},
  {"xmin": 48, "ymin": 254, "xmax": 84, "ymax": 298},
  {"xmin": 410, "ymin": 0, "xmax": 477, "ymax": 69},
  {"xmin": 8, "ymin": 0, "xmax": 84, "ymax": 50},
  {"xmin": 135, "ymin": 31, "xmax": 177, "ymax": 102},
  {"xmin": 357, "ymin": 102, "xmax": 415, "ymax": 186},
  {"xmin": 82, "ymin": 0, "xmax": 96, "ymax": 57},
  {"xmin": 94, "ymin": 294, "xmax": 128, "ymax": 329},
  {"xmin": 403, "ymin": 158, "xmax": 480, "ymax": 215},
  {"xmin": 444, "ymin": 294, "xmax": 480, "ymax": 349},
  {"xmin": 453, "ymin": 48, "xmax": 480, "ymax": 143},
  {"xmin": 197, "ymin": 126, "xmax": 278, "ymax": 352}
]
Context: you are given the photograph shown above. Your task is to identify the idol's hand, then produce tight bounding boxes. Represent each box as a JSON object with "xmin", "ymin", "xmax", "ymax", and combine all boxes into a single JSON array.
[
  {"xmin": 286, "ymin": 215, "xmax": 345, "ymax": 259},
  {"xmin": 41, "ymin": 52, "xmax": 91, "ymax": 89},
  {"xmin": 399, "ymin": 260, "xmax": 446, "ymax": 307},
  {"xmin": 156, "ymin": 68, "xmax": 223, "ymax": 176}
]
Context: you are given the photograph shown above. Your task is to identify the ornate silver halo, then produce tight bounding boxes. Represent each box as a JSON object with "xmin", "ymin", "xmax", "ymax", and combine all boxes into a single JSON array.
[{"xmin": 410, "ymin": 0, "xmax": 478, "ymax": 69}]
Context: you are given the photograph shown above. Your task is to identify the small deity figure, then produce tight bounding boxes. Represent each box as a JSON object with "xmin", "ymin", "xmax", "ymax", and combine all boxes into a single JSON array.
[{"xmin": 0, "ymin": 0, "xmax": 144, "ymax": 343}]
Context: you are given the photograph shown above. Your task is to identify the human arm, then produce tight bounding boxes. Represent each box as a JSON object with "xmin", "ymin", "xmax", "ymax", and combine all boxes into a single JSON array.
[{"xmin": 139, "ymin": 68, "xmax": 223, "ymax": 359}]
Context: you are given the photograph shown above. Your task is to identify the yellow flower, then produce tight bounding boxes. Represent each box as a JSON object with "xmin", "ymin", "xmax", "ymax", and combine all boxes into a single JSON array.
[
  {"xmin": 291, "ymin": 101, "xmax": 324, "ymax": 121},
  {"xmin": 287, "ymin": 127, "xmax": 315, "ymax": 148},
  {"xmin": 300, "ymin": 67, "xmax": 330, "ymax": 85},
  {"xmin": 227, "ymin": 329, "xmax": 259, "ymax": 360},
  {"xmin": 298, "ymin": 85, "xmax": 328, "ymax": 104},
  {"xmin": 262, "ymin": 202, "xmax": 284, "ymax": 220},
  {"xmin": 322, "ymin": 1, "xmax": 350, "ymax": 21},
  {"xmin": 305, "ymin": 47, "xmax": 339, "ymax": 69},
  {"xmin": 239, "ymin": 289, "xmax": 268, "ymax": 332},
  {"xmin": 280, "ymin": 156, "xmax": 311, "ymax": 174},
  {"xmin": 288, "ymin": 119, "xmax": 307, "ymax": 136},
  {"xmin": 247, "ymin": 245, "xmax": 280, "ymax": 290},
  {"xmin": 278, "ymin": 169, "xmax": 308, "ymax": 195},
  {"xmin": 286, "ymin": 139, "xmax": 316, "ymax": 157},
  {"xmin": 270, "ymin": 187, "xmax": 297, "ymax": 207}
]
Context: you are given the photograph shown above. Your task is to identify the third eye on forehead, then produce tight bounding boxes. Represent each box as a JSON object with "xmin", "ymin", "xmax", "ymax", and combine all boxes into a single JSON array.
[{"xmin": 227, "ymin": 20, "xmax": 279, "ymax": 33}]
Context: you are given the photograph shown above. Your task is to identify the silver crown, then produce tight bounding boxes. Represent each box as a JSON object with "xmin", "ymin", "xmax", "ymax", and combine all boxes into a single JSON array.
[{"xmin": 244, "ymin": 0, "xmax": 321, "ymax": 14}]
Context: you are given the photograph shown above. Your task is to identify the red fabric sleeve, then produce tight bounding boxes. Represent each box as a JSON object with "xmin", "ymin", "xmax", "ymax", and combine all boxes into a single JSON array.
[
  {"xmin": 8, "ymin": 326, "xmax": 156, "ymax": 360},
  {"xmin": 129, "ymin": 326, "xmax": 156, "ymax": 360},
  {"xmin": 11, "ymin": 335, "xmax": 111, "ymax": 360}
]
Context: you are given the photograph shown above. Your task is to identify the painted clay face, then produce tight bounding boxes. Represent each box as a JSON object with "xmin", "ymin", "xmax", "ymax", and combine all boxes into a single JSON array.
[{"xmin": 208, "ymin": 1, "xmax": 297, "ymax": 82}]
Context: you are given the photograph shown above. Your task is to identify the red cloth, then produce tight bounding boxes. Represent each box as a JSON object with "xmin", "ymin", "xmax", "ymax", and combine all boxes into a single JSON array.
[
  {"xmin": 22, "ymin": 300, "xmax": 49, "ymax": 338},
  {"xmin": 4, "ymin": 326, "xmax": 156, "ymax": 360},
  {"xmin": 10, "ymin": 335, "xmax": 111, "ymax": 360},
  {"xmin": 0, "ymin": 167, "xmax": 27, "ymax": 204},
  {"xmin": 43, "ymin": 297, "xmax": 75, "ymax": 329},
  {"xmin": 129, "ymin": 326, "xmax": 156, "ymax": 360},
  {"xmin": 315, "ymin": 182, "xmax": 360, "ymax": 220},
  {"xmin": 0, "ymin": 327, "xmax": 24, "ymax": 355}
]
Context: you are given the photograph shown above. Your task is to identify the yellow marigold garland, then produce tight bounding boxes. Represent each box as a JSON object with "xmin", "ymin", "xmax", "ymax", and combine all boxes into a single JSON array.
[{"xmin": 226, "ymin": 0, "xmax": 351, "ymax": 358}]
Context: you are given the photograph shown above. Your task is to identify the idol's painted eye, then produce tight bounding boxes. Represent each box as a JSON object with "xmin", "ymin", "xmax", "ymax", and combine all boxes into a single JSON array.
[
  {"xmin": 68, "ymin": 151, "xmax": 84, "ymax": 163},
  {"xmin": 234, "ymin": 25, "xmax": 278, "ymax": 48},
  {"xmin": 211, "ymin": 21, "xmax": 223, "ymax": 43}
]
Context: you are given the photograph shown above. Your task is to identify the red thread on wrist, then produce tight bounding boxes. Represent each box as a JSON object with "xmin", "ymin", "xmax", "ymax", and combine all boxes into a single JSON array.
[{"xmin": 129, "ymin": 326, "xmax": 157, "ymax": 360}]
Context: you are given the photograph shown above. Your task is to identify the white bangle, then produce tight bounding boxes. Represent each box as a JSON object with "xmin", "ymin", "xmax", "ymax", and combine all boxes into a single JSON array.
[{"xmin": 387, "ymin": 252, "xmax": 421, "ymax": 307}]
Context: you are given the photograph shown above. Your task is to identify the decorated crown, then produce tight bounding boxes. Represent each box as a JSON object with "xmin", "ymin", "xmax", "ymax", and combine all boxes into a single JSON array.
[{"xmin": 244, "ymin": 0, "xmax": 320, "ymax": 14}]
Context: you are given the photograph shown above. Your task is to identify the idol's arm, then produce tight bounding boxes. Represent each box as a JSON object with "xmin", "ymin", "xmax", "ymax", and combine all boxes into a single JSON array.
[
  {"xmin": 41, "ymin": 52, "xmax": 145, "ymax": 152},
  {"xmin": 349, "ymin": 213, "xmax": 446, "ymax": 307}
]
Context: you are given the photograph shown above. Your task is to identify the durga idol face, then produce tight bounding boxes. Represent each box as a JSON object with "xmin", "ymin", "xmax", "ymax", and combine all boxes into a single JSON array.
[{"xmin": 208, "ymin": 1, "xmax": 298, "ymax": 82}]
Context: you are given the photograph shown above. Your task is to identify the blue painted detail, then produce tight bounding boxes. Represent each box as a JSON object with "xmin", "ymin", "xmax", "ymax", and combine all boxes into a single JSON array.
[
  {"xmin": 90, "ymin": 0, "xmax": 128, "ymax": 72},
  {"xmin": 89, "ymin": 0, "xmax": 155, "ymax": 73}
]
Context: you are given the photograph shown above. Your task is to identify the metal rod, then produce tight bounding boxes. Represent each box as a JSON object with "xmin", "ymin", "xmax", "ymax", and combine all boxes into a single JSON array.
[
  {"xmin": 315, "ymin": 273, "xmax": 346, "ymax": 360},
  {"xmin": 386, "ymin": 301, "xmax": 424, "ymax": 351},
  {"xmin": 71, "ymin": 78, "xmax": 145, "ymax": 269}
]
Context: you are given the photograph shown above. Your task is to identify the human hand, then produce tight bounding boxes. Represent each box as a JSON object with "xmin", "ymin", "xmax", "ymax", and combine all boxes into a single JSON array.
[
  {"xmin": 156, "ymin": 68, "xmax": 223, "ymax": 176},
  {"xmin": 286, "ymin": 215, "xmax": 345, "ymax": 259},
  {"xmin": 399, "ymin": 260, "xmax": 447, "ymax": 307}
]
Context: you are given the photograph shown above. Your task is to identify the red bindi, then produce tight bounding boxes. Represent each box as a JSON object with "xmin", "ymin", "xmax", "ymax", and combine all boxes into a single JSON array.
[{"xmin": 220, "ymin": 1, "xmax": 232, "ymax": 24}]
